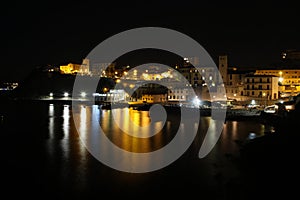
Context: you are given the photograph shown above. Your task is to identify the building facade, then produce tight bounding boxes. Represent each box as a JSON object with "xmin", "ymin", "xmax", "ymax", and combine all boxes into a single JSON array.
[
  {"xmin": 255, "ymin": 69, "xmax": 300, "ymax": 97},
  {"xmin": 243, "ymin": 75, "xmax": 279, "ymax": 101},
  {"xmin": 60, "ymin": 59, "xmax": 89, "ymax": 75}
]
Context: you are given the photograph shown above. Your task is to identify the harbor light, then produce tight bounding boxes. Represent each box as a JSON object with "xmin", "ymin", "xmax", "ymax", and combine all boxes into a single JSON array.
[
  {"xmin": 81, "ymin": 92, "xmax": 86, "ymax": 97},
  {"xmin": 49, "ymin": 92, "xmax": 53, "ymax": 97},
  {"xmin": 193, "ymin": 97, "xmax": 201, "ymax": 107},
  {"xmin": 64, "ymin": 92, "xmax": 69, "ymax": 97}
]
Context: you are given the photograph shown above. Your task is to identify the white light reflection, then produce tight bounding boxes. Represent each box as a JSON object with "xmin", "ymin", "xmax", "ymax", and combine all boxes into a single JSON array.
[
  {"xmin": 199, "ymin": 119, "xmax": 224, "ymax": 158},
  {"xmin": 62, "ymin": 105, "xmax": 70, "ymax": 153},
  {"xmin": 48, "ymin": 104, "xmax": 54, "ymax": 138},
  {"xmin": 78, "ymin": 105, "xmax": 88, "ymax": 156},
  {"xmin": 80, "ymin": 105, "xmax": 87, "ymax": 137},
  {"xmin": 48, "ymin": 104, "xmax": 55, "ymax": 157}
]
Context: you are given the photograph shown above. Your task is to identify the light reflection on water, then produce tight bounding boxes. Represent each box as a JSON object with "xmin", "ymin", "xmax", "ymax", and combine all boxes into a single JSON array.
[
  {"xmin": 50, "ymin": 104, "xmax": 267, "ymax": 166},
  {"xmin": 48, "ymin": 104, "xmax": 54, "ymax": 138},
  {"xmin": 0, "ymin": 101, "xmax": 272, "ymax": 198},
  {"xmin": 73, "ymin": 105, "xmax": 174, "ymax": 170},
  {"xmin": 43, "ymin": 103, "xmax": 268, "ymax": 195}
]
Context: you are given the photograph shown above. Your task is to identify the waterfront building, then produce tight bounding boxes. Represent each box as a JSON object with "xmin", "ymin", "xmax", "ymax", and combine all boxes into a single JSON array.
[
  {"xmin": 167, "ymin": 87, "xmax": 192, "ymax": 103},
  {"xmin": 243, "ymin": 74, "xmax": 279, "ymax": 104},
  {"xmin": 255, "ymin": 69, "xmax": 300, "ymax": 97},
  {"xmin": 141, "ymin": 94, "xmax": 167, "ymax": 104}
]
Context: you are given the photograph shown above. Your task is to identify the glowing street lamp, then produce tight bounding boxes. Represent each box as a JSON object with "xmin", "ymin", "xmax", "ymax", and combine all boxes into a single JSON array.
[
  {"xmin": 193, "ymin": 96, "xmax": 201, "ymax": 107},
  {"xmin": 103, "ymin": 87, "xmax": 108, "ymax": 92},
  {"xmin": 64, "ymin": 92, "xmax": 69, "ymax": 97},
  {"xmin": 81, "ymin": 92, "xmax": 86, "ymax": 97},
  {"xmin": 279, "ymin": 77, "xmax": 284, "ymax": 83}
]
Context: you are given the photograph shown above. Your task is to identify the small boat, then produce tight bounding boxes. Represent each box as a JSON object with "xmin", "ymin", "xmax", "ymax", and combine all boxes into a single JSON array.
[{"xmin": 225, "ymin": 108, "xmax": 261, "ymax": 121}]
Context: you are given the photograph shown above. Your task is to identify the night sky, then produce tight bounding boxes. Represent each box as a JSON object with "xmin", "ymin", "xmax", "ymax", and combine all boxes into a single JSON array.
[{"xmin": 2, "ymin": 1, "xmax": 300, "ymax": 81}]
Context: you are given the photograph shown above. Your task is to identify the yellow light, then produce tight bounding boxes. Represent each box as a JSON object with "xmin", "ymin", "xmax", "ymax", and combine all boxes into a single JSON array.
[
  {"xmin": 116, "ymin": 79, "xmax": 121, "ymax": 83},
  {"xmin": 279, "ymin": 71, "xmax": 283, "ymax": 76},
  {"xmin": 129, "ymin": 84, "xmax": 135, "ymax": 89},
  {"xmin": 263, "ymin": 93, "xmax": 266, "ymax": 97}
]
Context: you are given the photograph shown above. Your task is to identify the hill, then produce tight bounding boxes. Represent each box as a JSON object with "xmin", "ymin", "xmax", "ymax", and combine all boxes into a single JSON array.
[{"xmin": 8, "ymin": 70, "xmax": 115, "ymax": 99}]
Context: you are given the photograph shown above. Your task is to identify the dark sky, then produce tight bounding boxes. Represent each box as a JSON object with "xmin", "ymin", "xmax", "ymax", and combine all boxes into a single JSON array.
[{"xmin": 2, "ymin": 1, "xmax": 300, "ymax": 81}]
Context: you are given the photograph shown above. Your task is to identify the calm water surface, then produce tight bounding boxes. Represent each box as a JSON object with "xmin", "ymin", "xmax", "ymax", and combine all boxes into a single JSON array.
[{"xmin": 0, "ymin": 100, "xmax": 277, "ymax": 199}]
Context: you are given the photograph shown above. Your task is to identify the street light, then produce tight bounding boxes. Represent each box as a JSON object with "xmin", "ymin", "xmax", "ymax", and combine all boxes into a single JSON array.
[
  {"xmin": 193, "ymin": 96, "xmax": 201, "ymax": 107},
  {"xmin": 279, "ymin": 77, "xmax": 284, "ymax": 83},
  {"xmin": 263, "ymin": 92, "xmax": 267, "ymax": 107},
  {"xmin": 81, "ymin": 92, "xmax": 86, "ymax": 97}
]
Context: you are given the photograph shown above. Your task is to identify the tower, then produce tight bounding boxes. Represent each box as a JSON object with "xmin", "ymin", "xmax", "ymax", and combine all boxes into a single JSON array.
[
  {"xmin": 218, "ymin": 55, "xmax": 228, "ymax": 85},
  {"xmin": 82, "ymin": 58, "xmax": 90, "ymax": 74}
]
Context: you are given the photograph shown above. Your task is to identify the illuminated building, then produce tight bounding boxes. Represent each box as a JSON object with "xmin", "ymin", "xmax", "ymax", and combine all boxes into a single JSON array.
[
  {"xmin": 243, "ymin": 75, "xmax": 279, "ymax": 101},
  {"xmin": 60, "ymin": 59, "xmax": 89, "ymax": 75},
  {"xmin": 141, "ymin": 94, "xmax": 167, "ymax": 103},
  {"xmin": 167, "ymin": 88, "xmax": 191, "ymax": 102},
  {"xmin": 255, "ymin": 69, "xmax": 300, "ymax": 97}
]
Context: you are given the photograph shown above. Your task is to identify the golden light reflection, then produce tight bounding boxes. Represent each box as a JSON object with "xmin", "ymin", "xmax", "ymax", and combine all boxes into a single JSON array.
[
  {"xmin": 128, "ymin": 109, "xmax": 151, "ymax": 127},
  {"xmin": 100, "ymin": 108, "xmax": 165, "ymax": 152},
  {"xmin": 232, "ymin": 121, "xmax": 237, "ymax": 138},
  {"xmin": 112, "ymin": 108, "xmax": 156, "ymax": 138}
]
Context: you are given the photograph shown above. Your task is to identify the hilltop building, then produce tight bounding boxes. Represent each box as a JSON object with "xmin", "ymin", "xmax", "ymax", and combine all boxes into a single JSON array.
[{"xmin": 60, "ymin": 58, "xmax": 90, "ymax": 75}]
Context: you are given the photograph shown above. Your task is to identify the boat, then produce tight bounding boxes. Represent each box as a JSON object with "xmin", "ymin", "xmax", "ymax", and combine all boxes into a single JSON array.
[{"xmin": 224, "ymin": 107, "xmax": 262, "ymax": 121}]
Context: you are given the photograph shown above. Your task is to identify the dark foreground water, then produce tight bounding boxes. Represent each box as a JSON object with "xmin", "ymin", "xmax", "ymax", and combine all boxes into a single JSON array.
[{"xmin": 0, "ymin": 99, "xmax": 298, "ymax": 199}]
